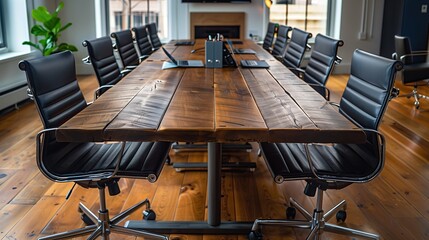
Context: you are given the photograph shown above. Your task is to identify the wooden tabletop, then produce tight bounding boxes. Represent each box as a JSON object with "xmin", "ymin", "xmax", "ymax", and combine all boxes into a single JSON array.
[{"xmin": 56, "ymin": 40, "xmax": 365, "ymax": 144}]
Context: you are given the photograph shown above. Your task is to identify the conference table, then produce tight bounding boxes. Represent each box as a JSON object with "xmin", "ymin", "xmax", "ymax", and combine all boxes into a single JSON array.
[{"xmin": 56, "ymin": 39, "xmax": 365, "ymax": 234}]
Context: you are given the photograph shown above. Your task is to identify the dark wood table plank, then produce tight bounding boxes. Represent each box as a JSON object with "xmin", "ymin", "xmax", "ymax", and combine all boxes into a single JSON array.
[
  {"xmin": 158, "ymin": 67, "xmax": 216, "ymax": 142},
  {"xmin": 214, "ymin": 67, "xmax": 267, "ymax": 142},
  {"xmin": 104, "ymin": 67, "xmax": 185, "ymax": 142}
]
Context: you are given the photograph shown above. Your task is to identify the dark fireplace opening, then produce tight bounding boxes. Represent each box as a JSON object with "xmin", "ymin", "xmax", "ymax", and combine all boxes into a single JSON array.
[{"xmin": 195, "ymin": 25, "xmax": 240, "ymax": 39}]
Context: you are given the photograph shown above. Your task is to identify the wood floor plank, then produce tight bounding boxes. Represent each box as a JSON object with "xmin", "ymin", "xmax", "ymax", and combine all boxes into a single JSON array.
[
  {"xmin": 6, "ymin": 196, "xmax": 65, "ymax": 240},
  {"xmin": 0, "ymin": 204, "xmax": 33, "ymax": 239}
]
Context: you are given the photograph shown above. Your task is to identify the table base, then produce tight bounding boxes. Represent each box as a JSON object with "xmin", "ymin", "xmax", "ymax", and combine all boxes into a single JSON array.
[{"xmin": 124, "ymin": 221, "xmax": 253, "ymax": 235}]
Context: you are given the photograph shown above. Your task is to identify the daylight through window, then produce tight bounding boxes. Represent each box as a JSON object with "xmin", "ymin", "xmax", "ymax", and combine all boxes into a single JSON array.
[{"xmin": 108, "ymin": 0, "xmax": 167, "ymax": 39}]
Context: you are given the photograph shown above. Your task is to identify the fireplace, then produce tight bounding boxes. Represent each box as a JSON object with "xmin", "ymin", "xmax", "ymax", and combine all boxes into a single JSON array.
[
  {"xmin": 194, "ymin": 25, "xmax": 240, "ymax": 39},
  {"xmin": 190, "ymin": 12, "xmax": 245, "ymax": 41}
]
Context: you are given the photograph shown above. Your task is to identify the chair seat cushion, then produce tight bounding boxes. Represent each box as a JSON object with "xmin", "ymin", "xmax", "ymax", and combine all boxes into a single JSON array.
[
  {"xmin": 403, "ymin": 62, "xmax": 429, "ymax": 83},
  {"xmin": 260, "ymin": 132, "xmax": 381, "ymax": 183},
  {"xmin": 43, "ymin": 136, "xmax": 171, "ymax": 181}
]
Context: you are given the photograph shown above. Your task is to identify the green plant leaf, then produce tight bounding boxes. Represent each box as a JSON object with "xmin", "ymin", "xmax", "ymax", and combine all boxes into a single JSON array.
[
  {"xmin": 58, "ymin": 43, "xmax": 78, "ymax": 52},
  {"xmin": 24, "ymin": 1, "xmax": 77, "ymax": 55},
  {"xmin": 22, "ymin": 41, "xmax": 41, "ymax": 51},
  {"xmin": 55, "ymin": 2, "xmax": 64, "ymax": 14},
  {"xmin": 44, "ymin": 17, "xmax": 60, "ymax": 31},
  {"xmin": 44, "ymin": 47, "xmax": 55, "ymax": 56},
  {"xmin": 59, "ymin": 23, "xmax": 72, "ymax": 33},
  {"xmin": 32, "ymin": 6, "xmax": 51, "ymax": 23},
  {"xmin": 30, "ymin": 25, "xmax": 47, "ymax": 36}
]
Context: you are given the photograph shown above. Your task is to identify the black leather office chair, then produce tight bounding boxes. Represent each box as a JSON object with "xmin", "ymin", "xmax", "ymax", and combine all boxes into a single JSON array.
[
  {"xmin": 295, "ymin": 34, "xmax": 343, "ymax": 100},
  {"xmin": 271, "ymin": 25, "xmax": 292, "ymax": 58},
  {"xmin": 19, "ymin": 51, "xmax": 171, "ymax": 240},
  {"xmin": 249, "ymin": 49, "xmax": 402, "ymax": 240},
  {"xmin": 82, "ymin": 36, "xmax": 129, "ymax": 97},
  {"xmin": 262, "ymin": 22, "xmax": 278, "ymax": 52},
  {"xmin": 146, "ymin": 23, "xmax": 162, "ymax": 50},
  {"xmin": 132, "ymin": 25, "xmax": 153, "ymax": 58},
  {"xmin": 111, "ymin": 29, "xmax": 142, "ymax": 70},
  {"xmin": 281, "ymin": 28, "xmax": 312, "ymax": 69},
  {"xmin": 393, "ymin": 35, "xmax": 429, "ymax": 109}
]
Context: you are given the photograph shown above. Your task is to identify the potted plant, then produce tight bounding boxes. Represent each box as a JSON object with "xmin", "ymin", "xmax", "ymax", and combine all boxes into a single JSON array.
[{"xmin": 22, "ymin": 1, "xmax": 77, "ymax": 56}]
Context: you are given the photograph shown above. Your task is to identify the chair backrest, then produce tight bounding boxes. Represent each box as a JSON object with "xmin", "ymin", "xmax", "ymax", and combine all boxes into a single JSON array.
[
  {"xmin": 394, "ymin": 35, "xmax": 414, "ymax": 64},
  {"xmin": 132, "ymin": 25, "xmax": 153, "ymax": 56},
  {"xmin": 263, "ymin": 22, "xmax": 278, "ymax": 51},
  {"xmin": 18, "ymin": 51, "xmax": 87, "ymax": 129},
  {"xmin": 146, "ymin": 23, "xmax": 162, "ymax": 49},
  {"xmin": 111, "ymin": 29, "xmax": 140, "ymax": 68},
  {"xmin": 83, "ymin": 36, "xmax": 122, "ymax": 89},
  {"xmin": 339, "ymin": 49, "xmax": 402, "ymax": 131},
  {"xmin": 271, "ymin": 25, "xmax": 292, "ymax": 57},
  {"xmin": 282, "ymin": 28, "xmax": 312, "ymax": 69},
  {"xmin": 303, "ymin": 34, "xmax": 343, "ymax": 89}
]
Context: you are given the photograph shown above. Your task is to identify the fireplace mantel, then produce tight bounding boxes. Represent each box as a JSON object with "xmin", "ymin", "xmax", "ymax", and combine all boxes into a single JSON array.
[{"xmin": 190, "ymin": 12, "xmax": 245, "ymax": 41}]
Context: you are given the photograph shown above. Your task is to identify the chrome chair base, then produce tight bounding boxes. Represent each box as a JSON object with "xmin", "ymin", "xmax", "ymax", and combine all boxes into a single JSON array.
[
  {"xmin": 250, "ymin": 188, "xmax": 379, "ymax": 240},
  {"xmin": 38, "ymin": 188, "xmax": 167, "ymax": 240},
  {"xmin": 399, "ymin": 88, "xmax": 429, "ymax": 109}
]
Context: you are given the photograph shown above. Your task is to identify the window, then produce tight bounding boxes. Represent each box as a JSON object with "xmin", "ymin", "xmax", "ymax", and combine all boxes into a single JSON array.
[
  {"xmin": 270, "ymin": 0, "xmax": 331, "ymax": 36},
  {"xmin": 107, "ymin": 0, "xmax": 167, "ymax": 39},
  {"xmin": 114, "ymin": 11, "xmax": 123, "ymax": 31},
  {"xmin": 133, "ymin": 11, "xmax": 143, "ymax": 26},
  {"xmin": 0, "ymin": 2, "xmax": 6, "ymax": 49}
]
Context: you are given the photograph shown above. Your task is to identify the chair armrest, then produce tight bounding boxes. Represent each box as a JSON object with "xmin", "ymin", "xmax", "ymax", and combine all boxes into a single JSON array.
[
  {"xmin": 307, "ymin": 83, "xmax": 330, "ymax": 100},
  {"xmin": 36, "ymin": 128, "xmax": 127, "ymax": 183},
  {"xmin": 139, "ymin": 55, "xmax": 150, "ymax": 61},
  {"xmin": 125, "ymin": 65, "xmax": 138, "ymax": 70},
  {"xmin": 82, "ymin": 56, "xmax": 91, "ymax": 64},
  {"xmin": 121, "ymin": 69, "xmax": 132, "ymax": 76},
  {"xmin": 399, "ymin": 50, "xmax": 429, "ymax": 61},
  {"xmin": 335, "ymin": 55, "xmax": 342, "ymax": 64},
  {"xmin": 303, "ymin": 128, "xmax": 385, "ymax": 183},
  {"xmin": 94, "ymin": 85, "xmax": 114, "ymax": 100},
  {"xmin": 294, "ymin": 68, "xmax": 305, "ymax": 79}
]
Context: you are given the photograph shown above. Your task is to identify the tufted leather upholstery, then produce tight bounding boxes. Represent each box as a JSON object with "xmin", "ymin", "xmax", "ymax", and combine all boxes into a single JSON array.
[
  {"xmin": 19, "ymin": 51, "xmax": 87, "ymax": 129},
  {"xmin": 261, "ymin": 49, "xmax": 402, "ymax": 186},
  {"xmin": 111, "ymin": 30, "xmax": 140, "ymax": 69},
  {"xmin": 146, "ymin": 23, "xmax": 162, "ymax": 50},
  {"xmin": 19, "ymin": 51, "xmax": 172, "ymax": 185},
  {"xmin": 132, "ymin": 25, "xmax": 154, "ymax": 56},
  {"xmin": 83, "ymin": 36, "xmax": 122, "ymax": 94},
  {"xmin": 262, "ymin": 22, "xmax": 278, "ymax": 51},
  {"xmin": 282, "ymin": 28, "xmax": 312, "ymax": 69},
  {"xmin": 271, "ymin": 25, "xmax": 292, "ymax": 57},
  {"xmin": 301, "ymin": 34, "xmax": 343, "ymax": 99}
]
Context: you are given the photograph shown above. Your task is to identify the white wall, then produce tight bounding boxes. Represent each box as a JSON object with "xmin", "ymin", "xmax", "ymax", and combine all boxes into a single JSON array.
[
  {"xmin": 59, "ymin": 0, "xmax": 97, "ymax": 75},
  {"xmin": 335, "ymin": 0, "xmax": 385, "ymax": 73}
]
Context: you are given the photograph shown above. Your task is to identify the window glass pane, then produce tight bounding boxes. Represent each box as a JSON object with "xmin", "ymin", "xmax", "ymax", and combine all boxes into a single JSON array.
[
  {"xmin": 114, "ymin": 11, "xmax": 123, "ymax": 31},
  {"xmin": 133, "ymin": 11, "xmax": 143, "ymax": 26},
  {"xmin": 108, "ymin": 0, "xmax": 168, "ymax": 39},
  {"xmin": 0, "ymin": 4, "xmax": 5, "ymax": 48},
  {"xmin": 271, "ymin": 0, "xmax": 328, "ymax": 35}
]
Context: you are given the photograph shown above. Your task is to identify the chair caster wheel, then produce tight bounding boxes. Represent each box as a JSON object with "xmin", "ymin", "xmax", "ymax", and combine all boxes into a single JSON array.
[
  {"xmin": 143, "ymin": 209, "xmax": 156, "ymax": 220},
  {"xmin": 336, "ymin": 210, "xmax": 347, "ymax": 223},
  {"xmin": 248, "ymin": 231, "xmax": 263, "ymax": 240},
  {"xmin": 286, "ymin": 206, "xmax": 296, "ymax": 219},
  {"xmin": 81, "ymin": 213, "xmax": 94, "ymax": 225}
]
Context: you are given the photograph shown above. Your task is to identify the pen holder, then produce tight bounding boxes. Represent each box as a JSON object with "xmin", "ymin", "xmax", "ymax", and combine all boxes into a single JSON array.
[{"xmin": 205, "ymin": 41, "xmax": 223, "ymax": 68}]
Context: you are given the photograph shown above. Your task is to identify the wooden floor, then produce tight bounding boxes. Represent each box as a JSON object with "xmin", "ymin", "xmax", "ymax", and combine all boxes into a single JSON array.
[{"xmin": 0, "ymin": 74, "xmax": 428, "ymax": 240}]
